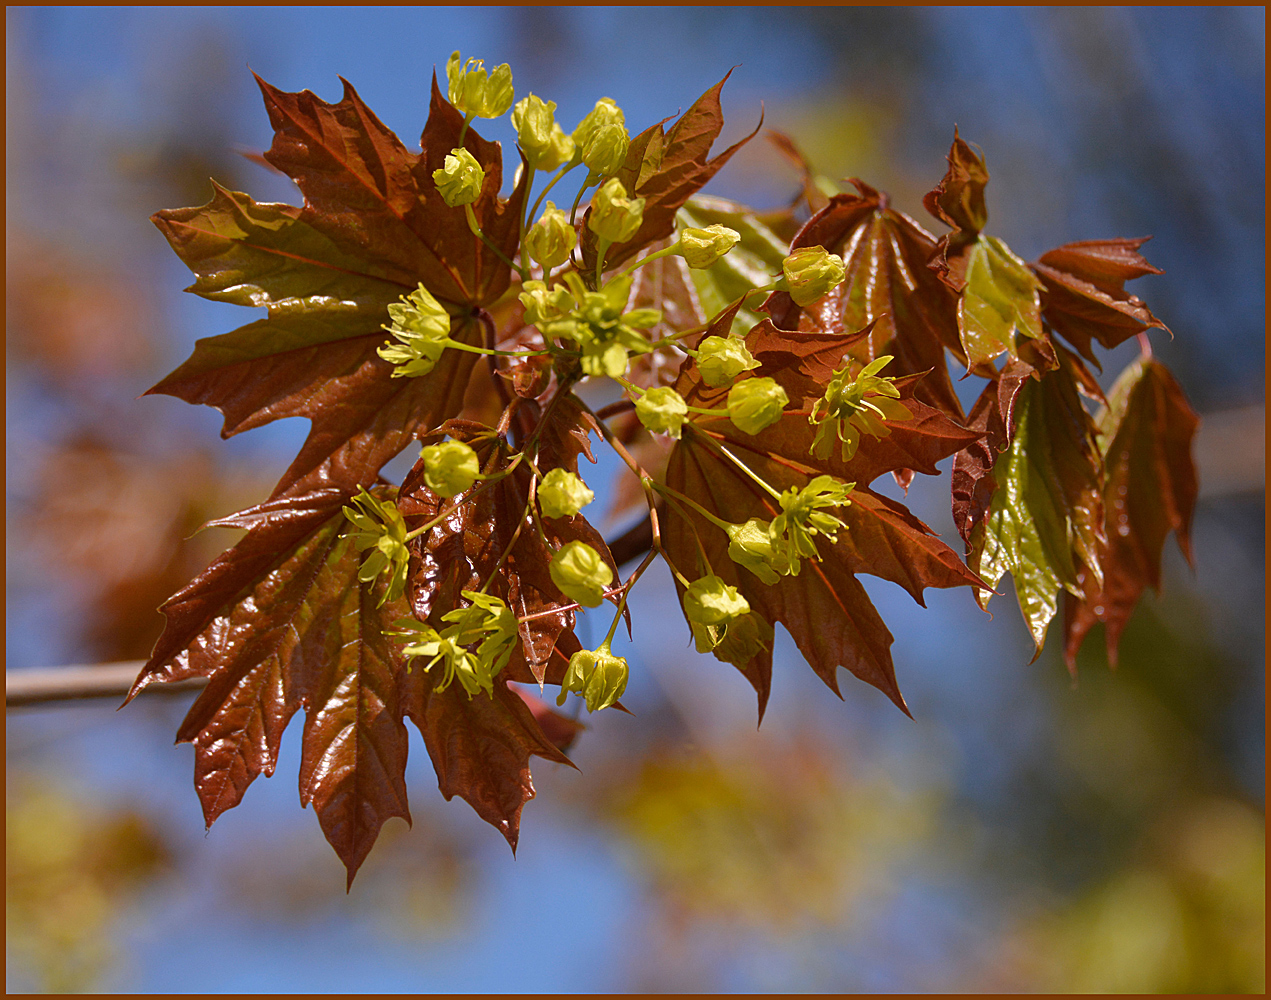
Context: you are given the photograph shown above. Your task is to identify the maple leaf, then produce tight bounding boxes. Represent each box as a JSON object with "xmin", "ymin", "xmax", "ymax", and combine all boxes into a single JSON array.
[
  {"xmin": 961, "ymin": 349, "xmax": 1107, "ymax": 656},
  {"xmin": 579, "ymin": 72, "xmax": 762, "ymax": 274},
  {"xmin": 662, "ymin": 323, "xmax": 984, "ymax": 718},
  {"xmin": 126, "ymin": 488, "xmax": 411, "ymax": 886},
  {"xmin": 1063, "ymin": 357, "xmax": 1199, "ymax": 670},
  {"xmin": 148, "ymin": 75, "xmax": 527, "ymax": 497},
  {"xmin": 1031, "ymin": 238, "xmax": 1171, "ymax": 366},
  {"xmin": 923, "ymin": 131, "xmax": 1054, "ymax": 373},
  {"xmin": 763, "ymin": 180, "xmax": 966, "ymax": 418}
]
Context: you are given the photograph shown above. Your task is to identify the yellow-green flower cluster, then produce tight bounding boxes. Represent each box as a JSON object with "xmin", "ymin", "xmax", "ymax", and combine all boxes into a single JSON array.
[
  {"xmin": 342, "ymin": 488, "xmax": 411, "ymax": 606},
  {"xmin": 378, "ymin": 283, "xmax": 453, "ymax": 378},
  {"xmin": 392, "ymin": 590, "xmax": 518, "ymax": 698},
  {"xmin": 769, "ymin": 475, "xmax": 855, "ymax": 576},
  {"xmin": 517, "ymin": 273, "xmax": 660, "ymax": 378},
  {"xmin": 557, "ymin": 642, "xmax": 628, "ymax": 712},
  {"xmin": 446, "ymin": 51, "xmax": 514, "ymax": 119},
  {"xmin": 808, "ymin": 355, "xmax": 913, "ymax": 461}
]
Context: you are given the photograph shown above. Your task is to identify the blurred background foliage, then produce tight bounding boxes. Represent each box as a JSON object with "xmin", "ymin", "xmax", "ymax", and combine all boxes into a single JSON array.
[{"xmin": 6, "ymin": 6, "xmax": 1263, "ymax": 993}]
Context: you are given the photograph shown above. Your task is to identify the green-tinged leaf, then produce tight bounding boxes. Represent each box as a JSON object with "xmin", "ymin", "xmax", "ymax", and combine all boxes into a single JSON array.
[
  {"xmin": 1032, "ymin": 238, "xmax": 1170, "ymax": 365},
  {"xmin": 580, "ymin": 71, "xmax": 761, "ymax": 273},
  {"xmin": 128, "ymin": 487, "xmax": 411, "ymax": 885},
  {"xmin": 761, "ymin": 180, "xmax": 965, "ymax": 417},
  {"xmin": 971, "ymin": 356, "xmax": 1106, "ymax": 655},
  {"xmin": 626, "ymin": 242, "xmax": 708, "ymax": 388},
  {"xmin": 958, "ymin": 235, "xmax": 1049, "ymax": 370},
  {"xmin": 1064, "ymin": 358, "xmax": 1198, "ymax": 670},
  {"xmin": 678, "ymin": 194, "xmax": 790, "ymax": 336}
]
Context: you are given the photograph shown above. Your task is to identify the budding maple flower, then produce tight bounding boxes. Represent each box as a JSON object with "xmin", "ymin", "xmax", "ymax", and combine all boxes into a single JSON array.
[
  {"xmin": 510, "ymin": 94, "xmax": 557, "ymax": 160},
  {"xmin": 518, "ymin": 279, "xmax": 576, "ymax": 332},
  {"xmin": 588, "ymin": 178, "xmax": 645, "ymax": 244},
  {"xmin": 549, "ymin": 540, "xmax": 613, "ymax": 608},
  {"xmin": 536, "ymin": 124, "xmax": 576, "ymax": 173},
  {"xmin": 782, "ymin": 246, "xmax": 847, "ymax": 307},
  {"xmin": 421, "ymin": 440, "xmax": 481, "ymax": 498},
  {"xmin": 378, "ymin": 283, "xmax": 452, "ymax": 378},
  {"xmin": 712, "ymin": 611, "xmax": 774, "ymax": 667},
  {"xmin": 635, "ymin": 386, "xmax": 690, "ymax": 439},
  {"xmin": 342, "ymin": 489, "xmax": 411, "ymax": 606},
  {"xmin": 524, "ymin": 202, "xmax": 577, "ymax": 269},
  {"xmin": 572, "ymin": 97, "xmax": 625, "ymax": 150},
  {"xmin": 809, "ymin": 355, "xmax": 913, "ymax": 461},
  {"xmin": 557, "ymin": 642, "xmax": 628, "ymax": 713},
  {"xmin": 581, "ymin": 122, "xmax": 630, "ymax": 178},
  {"xmin": 727, "ymin": 377, "xmax": 789, "ymax": 435},
  {"xmin": 446, "ymin": 51, "xmax": 514, "ymax": 119},
  {"xmin": 538, "ymin": 468, "xmax": 594, "ymax": 519},
  {"xmin": 694, "ymin": 335, "xmax": 760, "ymax": 388},
  {"xmin": 683, "ymin": 576, "xmax": 750, "ymax": 625},
  {"xmin": 678, "ymin": 224, "xmax": 741, "ymax": 269},
  {"xmin": 433, "ymin": 147, "xmax": 485, "ymax": 207},
  {"xmin": 724, "ymin": 518, "xmax": 789, "ymax": 585}
]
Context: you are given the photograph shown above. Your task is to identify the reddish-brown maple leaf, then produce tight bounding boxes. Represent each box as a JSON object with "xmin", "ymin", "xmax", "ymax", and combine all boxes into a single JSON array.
[
  {"xmin": 1064, "ymin": 357, "xmax": 1198, "ymax": 670},
  {"xmin": 127, "ymin": 487, "xmax": 411, "ymax": 886},
  {"xmin": 662, "ymin": 324, "xmax": 984, "ymax": 718},
  {"xmin": 1031, "ymin": 238, "xmax": 1171, "ymax": 366},
  {"xmin": 763, "ymin": 180, "xmax": 966, "ymax": 418},
  {"xmin": 148, "ymin": 75, "xmax": 526, "ymax": 498}
]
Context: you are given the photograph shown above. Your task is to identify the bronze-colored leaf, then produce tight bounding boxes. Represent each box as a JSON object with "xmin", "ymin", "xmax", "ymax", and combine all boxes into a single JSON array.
[
  {"xmin": 763, "ymin": 180, "xmax": 965, "ymax": 417},
  {"xmin": 1032, "ymin": 238, "xmax": 1170, "ymax": 364},
  {"xmin": 1064, "ymin": 358, "xmax": 1198, "ymax": 670}
]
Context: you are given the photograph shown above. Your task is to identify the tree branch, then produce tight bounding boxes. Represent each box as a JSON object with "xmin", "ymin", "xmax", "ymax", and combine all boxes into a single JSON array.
[{"xmin": 6, "ymin": 662, "xmax": 207, "ymax": 707}]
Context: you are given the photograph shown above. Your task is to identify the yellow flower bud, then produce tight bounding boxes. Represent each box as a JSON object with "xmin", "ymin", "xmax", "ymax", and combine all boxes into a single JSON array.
[
  {"xmin": 446, "ymin": 51, "xmax": 514, "ymax": 119},
  {"xmin": 557, "ymin": 642, "xmax": 628, "ymax": 713},
  {"xmin": 511, "ymin": 94, "xmax": 557, "ymax": 159},
  {"xmin": 572, "ymin": 97, "xmax": 625, "ymax": 150},
  {"xmin": 536, "ymin": 123, "xmax": 576, "ymax": 173},
  {"xmin": 683, "ymin": 576, "xmax": 750, "ymax": 626},
  {"xmin": 581, "ymin": 122, "xmax": 629, "ymax": 178},
  {"xmin": 421, "ymin": 440, "xmax": 481, "ymax": 498},
  {"xmin": 712, "ymin": 611, "xmax": 774, "ymax": 667},
  {"xmin": 588, "ymin": 178, "xmax": 645, "ymax": 245},
  {"xmin": 782, "ymin": 246, "xmax": 847, "ymax": 307},
  {"xmin": 432, "ymin": 147, "xmax": 485, "ymax": 207},
  {"xmin": 538, "ymin": 468, "xmax": 594, "ymax": 519},
  {"xmin": 679, "ymin": 224, "xmax": 741, "ymax": 269},
  {"xmin": 635, "ymin": 386, "xmax": 689, "ymax": 439},
  {"xmin": 727, "ymin": 377, "xmax": 789, "ymax": 435},
  {"xmin": 524, "ymin": 202, "xmax": 577, "ymax": 269},
  {"xmin": 549, "ymin": 540, "xmax": 613, "ymax": 608},
  {"xmin": 694, "ymin": 335, "xmax": 760, "ymax": 388},
  {"xmin": 724, "ymin": 518, "xmax": 788, "ymax": 585}
]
